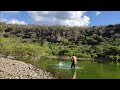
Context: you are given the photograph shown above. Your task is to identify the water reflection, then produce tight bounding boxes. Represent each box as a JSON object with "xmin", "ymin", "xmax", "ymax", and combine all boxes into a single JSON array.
[{"xmin": 71, "ymin": 69, "xmax": 77, "ymax": 79}]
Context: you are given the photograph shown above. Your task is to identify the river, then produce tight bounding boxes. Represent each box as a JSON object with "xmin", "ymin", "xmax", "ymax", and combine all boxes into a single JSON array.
[{"xmin": 27, "ymin": 58, "xmax": 120, "ymax": 79}]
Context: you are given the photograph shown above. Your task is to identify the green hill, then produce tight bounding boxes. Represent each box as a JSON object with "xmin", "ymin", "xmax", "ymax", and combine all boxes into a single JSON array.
[{"xmin": 0, "ymin": 22, "xmax": 120, "ymax": 62}]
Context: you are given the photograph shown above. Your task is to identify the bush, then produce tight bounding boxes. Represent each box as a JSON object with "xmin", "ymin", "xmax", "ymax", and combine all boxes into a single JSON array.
[{"xmin": 0, "ymin": 38, "xmax": 13, "ymax": 57}]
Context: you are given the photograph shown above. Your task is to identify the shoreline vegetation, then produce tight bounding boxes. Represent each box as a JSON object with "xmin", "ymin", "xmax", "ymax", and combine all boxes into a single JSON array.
[
  {"xmin": 41, "ymin": 56, "xmax": 92, "ymax": 60},
  {"xmin": 0, "ymin": 22, "xmax": 120, "ymax": 63},
  {"xmin": 0, "ymin": 54, "xmax": 92, "ymax": 60}
]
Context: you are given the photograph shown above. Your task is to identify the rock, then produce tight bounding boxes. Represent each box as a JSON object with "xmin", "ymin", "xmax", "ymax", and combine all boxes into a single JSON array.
[{"xmin": 15, "ymin": 77, "xmax": 19, "ymax": 79}]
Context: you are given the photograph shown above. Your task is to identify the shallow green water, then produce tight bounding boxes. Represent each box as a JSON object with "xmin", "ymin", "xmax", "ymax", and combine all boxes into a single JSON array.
[{"xmin": 32, "ymin": 59, "xmax": 120, "ymax": 79}]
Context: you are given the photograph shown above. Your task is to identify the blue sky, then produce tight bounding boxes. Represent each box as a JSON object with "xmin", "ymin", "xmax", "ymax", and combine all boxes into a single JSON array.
[
  {"xmin": 87, "ymin": 11, "xmax": 120, "ymax": 26},
  {"xmin": 0, "ymin": 11, "xmax": 120, "ymax": 26}
]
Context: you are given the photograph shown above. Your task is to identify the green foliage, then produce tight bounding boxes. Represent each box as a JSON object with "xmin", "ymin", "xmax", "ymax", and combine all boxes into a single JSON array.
[
  {"xmin": 91, "ymin": 53, "xmax": 97, "ymax": 59},
  {"xmin": 0, "ymin": 38, "xmax": 13, "ymax": 57},
  {"xmin": 0, "ymin": 23, "xmax": 120, "ymax": 61},
  {"xmin": 0, "ymin": 37, "xmax": 51, "ymax": 59},
  {"xmin": 95, "ymin": 45, "xmax": 103, "ymax": 54}
]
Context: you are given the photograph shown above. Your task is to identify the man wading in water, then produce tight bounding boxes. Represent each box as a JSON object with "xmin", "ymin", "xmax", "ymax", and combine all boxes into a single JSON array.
[{"xmin": 71, "ymin": 54, "xmax": 77, "ymax": 68}]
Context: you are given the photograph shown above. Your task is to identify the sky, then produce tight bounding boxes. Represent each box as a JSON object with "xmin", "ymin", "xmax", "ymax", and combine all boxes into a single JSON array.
[{"xmin": 0, "ymin": 11, "xmax": 120, "ymax": 26}]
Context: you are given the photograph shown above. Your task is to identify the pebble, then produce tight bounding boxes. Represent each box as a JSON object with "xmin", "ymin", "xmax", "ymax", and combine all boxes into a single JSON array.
[{"xmin": 0, "ymin": 57, "xmax": 54, "ymax": 79}]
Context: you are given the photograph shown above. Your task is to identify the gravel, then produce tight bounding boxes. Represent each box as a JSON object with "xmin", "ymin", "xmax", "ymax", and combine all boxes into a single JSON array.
[{"xmin": 0, "ymin": 57, "xmax": 55, "ymax": 79}]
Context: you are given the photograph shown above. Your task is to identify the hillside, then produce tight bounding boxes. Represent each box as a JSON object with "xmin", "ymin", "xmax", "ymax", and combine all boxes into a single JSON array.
[
  {"xmin": 0, "ymin": 22, "xmax": 120, "ymax": 62},
  {"xmin": 0, "ymin": 23, "xmax": 120, "ymax": 43}
]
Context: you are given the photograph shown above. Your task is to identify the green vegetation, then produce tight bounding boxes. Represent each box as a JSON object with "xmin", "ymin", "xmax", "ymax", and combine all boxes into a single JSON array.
[
  {"xmin": 0, "ymin": 37, "xmax": 51, "ymax": 60},
  {"xmin": 0, "ymin": 22, "xmax": 120, "ymax": 62}
]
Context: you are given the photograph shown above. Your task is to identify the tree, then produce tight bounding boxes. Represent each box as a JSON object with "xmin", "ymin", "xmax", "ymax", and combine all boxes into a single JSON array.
[{"xmin": 91, "ymin": 53, "xmax": 97, "ymax": 60}]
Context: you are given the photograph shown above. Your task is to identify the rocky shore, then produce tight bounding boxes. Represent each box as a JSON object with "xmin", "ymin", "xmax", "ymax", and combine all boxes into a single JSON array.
[{"xmin": 0, "ymin": 57, "xmax": 55, "ymax": 79}]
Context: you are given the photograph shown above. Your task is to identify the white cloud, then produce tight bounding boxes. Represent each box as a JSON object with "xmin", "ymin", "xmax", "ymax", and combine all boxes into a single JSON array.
[
  {"xmin": 0, "ymin": 11, "xmax": 20, "ymax": 14},
  {"xmin": 27, "ymin": 11, "xmax": 90, "ymax": 26},
  {"xmin": 96, "ymin": 11, "xmax": 101, "ymax": 16},
  {"xmin": 0, "ymin": 18, "xmax": 27, "ymax": 25},
  {"xmin": 0, "ymin": 11, "xmax": 26, "ymax": 24},
  {"xmin": 0, "ymin": 18, "xmax": 7, "ymax": 22},
  {"xmin": 7, "ymin": 19, "xmax": 27, "ymax": 25}
]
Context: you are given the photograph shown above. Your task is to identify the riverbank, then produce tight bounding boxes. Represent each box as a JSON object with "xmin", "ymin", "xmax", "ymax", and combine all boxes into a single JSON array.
[
  {"xmin": 0, "ymin": 57, "xmax": 55, "ymax": 79},
  {"xmin": 41, "ymin": 56, "xmax": 93, "ymax": 60}
]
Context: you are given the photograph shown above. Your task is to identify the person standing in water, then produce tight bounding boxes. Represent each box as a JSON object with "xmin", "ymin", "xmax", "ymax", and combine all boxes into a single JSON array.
[{"xmin": 71, "ymin": 54, "xmax": 77, "ymax": 68}]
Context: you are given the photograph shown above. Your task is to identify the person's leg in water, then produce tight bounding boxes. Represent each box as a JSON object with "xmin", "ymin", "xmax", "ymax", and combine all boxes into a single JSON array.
[
  {"xmin": 71, "ymin": 62, "xmax": 74, "ymax": 68},
  {"xmin": 71, "ymin": 63, "xmax": 73, "ymax": 68},
  {"xmin": 73, "ymin": 64, "xmax": 76, "ymax": 68}
]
